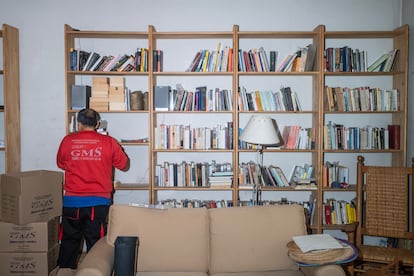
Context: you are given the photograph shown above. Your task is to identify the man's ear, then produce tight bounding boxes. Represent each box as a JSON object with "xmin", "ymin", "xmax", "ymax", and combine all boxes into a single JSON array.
[{"xmin": 95, "ymin": 121, "xmax": 100, "ymax": 129}]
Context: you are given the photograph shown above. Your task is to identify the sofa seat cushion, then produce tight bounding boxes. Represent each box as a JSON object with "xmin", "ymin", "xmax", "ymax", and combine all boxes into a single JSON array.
[
  {"xmin": 210, "ymin": 270, "xmax": 304, "ymax": 276},
  {"xmin": 137, "ymin": 272, "xmax": 208, "ymax": 276},
  {"xmin": 209, "ymin": 205, "xmax": 307, "ymax": 274},
  {"xmin": 106, "ymin": 205, "xmax": 209, "ymax": 273}
]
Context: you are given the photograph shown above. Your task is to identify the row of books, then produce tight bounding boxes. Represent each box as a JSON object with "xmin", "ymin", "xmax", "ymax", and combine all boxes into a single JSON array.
[
  {"xmin": 238, "ymin": 162, "xmax": 315, "ymax": 189},
  {"xmin": 367, "ymin": 49, "xmax": 399, "ymax": 72},
  {"xmin": 156, "ymin": 199, "xmax": 234, "ymax": 208},
  {"xmin": 154, "ymin": 85, "xmax": 233, "ymax": 112},
  {"xmin": 186, "ymin": 44, "xmax": 233, "ymax": 72},
  {"xmin": 324, "ymin": 46, "xmax": 367, "ymax": 72},
  {"xmin": 383, "ymin": 238, "xmax": 413, "ymax": 250},
  {"xmin": 70, "ymin": 45, "xmax": 397, "ymax": 73},
  {"xmin": 154, "ymin": 161, "xmax": 233, "ymax": 188},
  {"xmin": 238, "ymin": 162, "xmax": 289, "ymax": 187},
  {"xmin": 324, "ymin": 46, "xmax": 399, "ymax": 73},
  {"xmin": 281, "ymin": 126, "xmax": 316, "ymax": 150},
  {"xmin": 155, "ymin": 159, "xmax": 316, "ymax": 189},
  {"xmin": 325, "ymin": 86, "xmax": 399, "ymax": 112},
  {"xmin": 237, "ymin": 47, "xmax": 274, "ymax": 72},
  {"xmin": 154, "ymin": 122, "xmax": 234, "ymax": 150},
  {"xmin": 323, "ymin": 122, "xmax": 400, "ymax": 150},
  {"xmin": 276, "ymin": 44, "xmax": 317, "ymax": 72},
  {"xmin": 323, "ymin": 198, "xmax": 357, "ymax": 225},
  {"xmin": 69, "ymin": 47, "xmax": 157, "ymax": 72},
  {"xmin": 238, "ymin": 86, "xmax": 302, "ymax": 112},
  {"xmin": 322, "ymin": 161, "xmax": 349, "ymax": 188},
  {"xmin": 289, "ymin": 164, "xmax": 315, "ymax": 186},
  {"xmin": 186, "ymin": 43, "xmax": 316, "ymax": 73},
  {"xmin": 155, "ymin": 199, "xmax": 311, "ymax": 209},
  {"xmin": 239, "ymin": 200, "xmax": 309, "ymax": 209},
  {"xmin": 237, "ymin": 125, "xmax": 315, "ymax": 150}
]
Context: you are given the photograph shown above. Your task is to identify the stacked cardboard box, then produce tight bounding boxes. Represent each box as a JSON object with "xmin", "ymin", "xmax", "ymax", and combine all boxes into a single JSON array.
[
  {"xmin": 89, "ymin": 77, "xmax": 110, "ymax": 112},
  {"xmin": 89, "ymin": 77, "xmax": 127, "ymax": 112},
  {"xmin": 0, "ymin": 170, "xmax": 63, "ymax": 276},
  {"xmin": 109, "ymin": 77, "xmax": 126, "ymax": 111}
]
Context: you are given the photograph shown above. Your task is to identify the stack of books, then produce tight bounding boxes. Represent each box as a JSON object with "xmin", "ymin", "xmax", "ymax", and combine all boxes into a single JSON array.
[{"xmin": 208, "ymin": 171, "xmax": 233, "ymax": 188}]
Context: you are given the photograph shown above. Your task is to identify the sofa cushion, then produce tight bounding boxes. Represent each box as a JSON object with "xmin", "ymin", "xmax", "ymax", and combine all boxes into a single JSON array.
[
  {"xmin": 106, "ymin": 205, "xmax": 209, "ymax": 273},
  {"xmin": 208, "ymin": 205, "xmax": 306, "ymax": 273},
  {"xmin": 210, "ymin": 271, "xmax": 304, "ymax": 276},
  {"xmin": 137, "ymin": 273, "xmax": 208, "ymax": 276}
]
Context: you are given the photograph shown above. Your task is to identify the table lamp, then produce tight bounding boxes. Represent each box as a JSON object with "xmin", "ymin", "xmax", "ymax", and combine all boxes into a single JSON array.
[{"xmin": 239, "ymin": 115, "xmax": 284, "ymax": 205}]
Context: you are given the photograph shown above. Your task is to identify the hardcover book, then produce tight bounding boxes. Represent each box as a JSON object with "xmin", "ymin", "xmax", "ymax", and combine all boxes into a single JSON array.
[
  {"xmin": 388, "ymin": 124, "xmax": 400, "ymax": 149},
  {"xmin": 269, "ymin": 50, "xmax": 278, "ymax": 72},
  {"xmin": 154, "ymin": 85, "xmax": 171, "ymax": 111}
]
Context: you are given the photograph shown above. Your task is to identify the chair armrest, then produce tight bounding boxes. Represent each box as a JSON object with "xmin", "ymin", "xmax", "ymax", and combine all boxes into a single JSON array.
[
  {"xmin": 300, "ymin": 264, "xmax": 346, "ymax": 276},
  {"xmin": 76, "ymin": 238, "xmax": 114, "ymax": 276},
  {"xmin": 340, "ymin": 222, "xmax": 359, "ymax": 244}
]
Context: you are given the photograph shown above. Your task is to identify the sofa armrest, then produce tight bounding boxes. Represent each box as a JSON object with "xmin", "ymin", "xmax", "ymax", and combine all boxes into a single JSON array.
[
  {"xmin": 76, "ymin": 238, "xmax": 114, "ymax": 276},
  {"xmin": 300, "ymin": 264, "xmax": 346, "ymax": 276}
]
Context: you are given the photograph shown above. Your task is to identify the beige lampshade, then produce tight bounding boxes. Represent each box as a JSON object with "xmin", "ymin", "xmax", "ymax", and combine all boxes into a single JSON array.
[{"xmin": 239, "ymin": 115, "xmax": 283, "ymax": 146}]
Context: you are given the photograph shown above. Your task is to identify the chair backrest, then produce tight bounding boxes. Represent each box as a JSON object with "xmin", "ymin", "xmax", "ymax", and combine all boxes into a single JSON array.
[{"xmin": 356, "ymin": 155, "xmax": 414, "ymax": 248}]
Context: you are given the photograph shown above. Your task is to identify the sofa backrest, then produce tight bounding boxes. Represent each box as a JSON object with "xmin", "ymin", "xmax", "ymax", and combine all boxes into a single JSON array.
[
  {"xmin": 106, "ymin": 205, "xmax": 209, "ymax": 273},
  {"xmin": 208, "ymin": 204, "xmax": 306, "ymax": 273}
]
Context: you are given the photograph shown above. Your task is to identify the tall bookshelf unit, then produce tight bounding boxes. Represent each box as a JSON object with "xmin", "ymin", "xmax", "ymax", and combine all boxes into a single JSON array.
[
  {"xmin": 318, "ymin": 25, "xmax": 409, "ymax": 234},
  {"xmin": 0, "ymin": 24, "xmax": 21, "ymax": 173},
  {"xmin": 150, "ymin": 26, "xmax": 237, "ymax": 205},
  {"xmin": 63, "ymin": 25, "xmax": 152, "ymax": 203},
  {"xmin": 235, "ymin": 26, "xmax": 324, "ymax": 209},
  {"xmin": 63, "ymin": 24, "xmax": 408, "ymax": 233}
]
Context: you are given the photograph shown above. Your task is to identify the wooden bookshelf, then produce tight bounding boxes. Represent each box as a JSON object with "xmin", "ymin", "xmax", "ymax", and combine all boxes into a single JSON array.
[
  {"xmin": 63, "ymin": 24, "xmax": 408, "ymax": 234},
  {"xmin": 317, "ymin": 24, "xmax": 409, "ymax": 233},
  {"xmin": 1, "ymin": 24, "xmax": 21, "ymax": 173}
]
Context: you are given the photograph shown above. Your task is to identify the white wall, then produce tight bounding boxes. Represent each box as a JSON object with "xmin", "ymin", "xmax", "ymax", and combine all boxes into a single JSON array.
[{"xmin": 0, "ymin": 0, "xmax": 406, "ymax": 171}]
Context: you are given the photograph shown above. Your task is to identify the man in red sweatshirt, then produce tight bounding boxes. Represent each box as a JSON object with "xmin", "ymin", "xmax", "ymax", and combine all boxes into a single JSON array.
[{"xmin": 56, "ymin": 108, "xmax": 130, "ymax": 269}]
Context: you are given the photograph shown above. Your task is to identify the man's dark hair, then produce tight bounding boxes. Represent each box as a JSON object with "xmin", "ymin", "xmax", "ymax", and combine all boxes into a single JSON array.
[{"xmin": 77, "ymin": 108, "xmax": 100, "ymax": 127}]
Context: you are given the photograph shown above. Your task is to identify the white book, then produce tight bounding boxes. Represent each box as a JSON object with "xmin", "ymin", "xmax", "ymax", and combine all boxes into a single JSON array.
[{"xmin": 221, "ymin": 46, "xmax": 229, "ymax": 72}]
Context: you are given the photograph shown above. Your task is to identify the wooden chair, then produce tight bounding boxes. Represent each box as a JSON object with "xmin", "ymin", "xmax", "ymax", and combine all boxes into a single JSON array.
[
  {"xmin": 364, "ymin": 258, "xmax": 399, "ymax": 276},
  {"xmin": 351, "ymin": 155, "xmax": 414, "ymax": 275}
]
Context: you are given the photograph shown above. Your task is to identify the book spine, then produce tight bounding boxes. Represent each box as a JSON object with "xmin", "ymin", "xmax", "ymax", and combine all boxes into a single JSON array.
[{"xmin": 388, "ymin": 124, "xmax": 400, "ymax": 149}]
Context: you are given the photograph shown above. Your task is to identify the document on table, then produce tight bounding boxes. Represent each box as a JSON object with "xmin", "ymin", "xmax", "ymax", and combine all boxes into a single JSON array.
[{"xmin": 292, "ymin": 234, "xmax": 344, "ymax": 253}]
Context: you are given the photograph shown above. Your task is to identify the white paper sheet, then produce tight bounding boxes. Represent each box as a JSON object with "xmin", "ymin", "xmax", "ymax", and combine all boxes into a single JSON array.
[{"xmin": 292, "ymin": 234, "xmax": 344, "ymax": 253}]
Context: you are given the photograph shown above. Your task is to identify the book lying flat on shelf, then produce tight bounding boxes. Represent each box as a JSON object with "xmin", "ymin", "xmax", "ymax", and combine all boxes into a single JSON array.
[{"xmin": 292, "ymin": 234, "xmax": 343, "ymax": 253}]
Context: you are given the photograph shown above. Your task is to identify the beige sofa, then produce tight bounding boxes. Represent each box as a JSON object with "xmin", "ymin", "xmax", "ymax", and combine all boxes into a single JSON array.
[{"xmin": 72, "ymin": 204, "xmax": 345, "ymax": 276}]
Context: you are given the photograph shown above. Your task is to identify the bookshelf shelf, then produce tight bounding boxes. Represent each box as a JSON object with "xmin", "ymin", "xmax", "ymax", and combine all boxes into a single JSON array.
[
  {"xmin": 114, "ymin": 183, "xmax": 149, "ymax": 190},
  {"xmin": 63, "ymin": 24, "xmax": 408, "ymax": 234},
  {"xmin": 322, "ymin": 185, "xmax": 357, "ymax": 192},
  {"xmin": 67, "ymin": 71, "xmax": 149, "ymax": 76},
  {"xmin": 154, "ymin": 187, "xmax": 233, "ymax": 191},
  {"xmin": 154, "ymin": 72, "xmax": 234, "ymax": 76}
]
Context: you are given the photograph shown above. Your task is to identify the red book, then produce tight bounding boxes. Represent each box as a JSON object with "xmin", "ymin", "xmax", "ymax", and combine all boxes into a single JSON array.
[
  {"xmin": 388, "ymin": 124, "xmax": 400, "ymax": 149},
  {"xmin": 227, "ymin": 48, "xmax": 233, "ymax": 72},
  {"xmin": 324, "ymin": 205, "xmax": 332, "ymax": 224}
]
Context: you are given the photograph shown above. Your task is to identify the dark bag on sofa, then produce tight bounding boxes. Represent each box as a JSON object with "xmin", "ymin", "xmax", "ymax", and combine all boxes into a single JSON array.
[{"xmin": 113, "ymin": 236, "xmax": 139, "ymax": 276}]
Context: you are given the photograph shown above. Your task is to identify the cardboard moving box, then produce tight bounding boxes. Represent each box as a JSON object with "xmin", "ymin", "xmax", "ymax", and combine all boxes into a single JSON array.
[
  {"xmin": 0, "ymin": 244, "xmax": 59, "ymax": 276},
  {"xmin": 0, "ymin": 216, "xmax": 59, "ymax": 252},
  {"xmin": 0, "ymin": 170, "xmax": 63, "ymax": 225}
]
